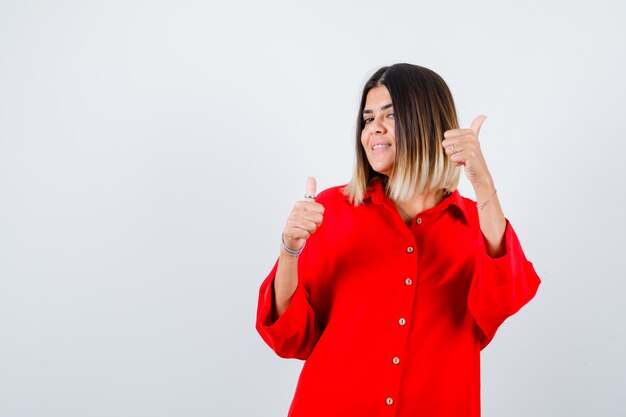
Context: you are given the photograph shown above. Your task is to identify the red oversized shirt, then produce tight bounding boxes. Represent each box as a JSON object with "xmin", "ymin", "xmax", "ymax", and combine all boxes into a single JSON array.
[{"xmin": 256, "ymin": 179, "xmax": 540, "ymax": 417}]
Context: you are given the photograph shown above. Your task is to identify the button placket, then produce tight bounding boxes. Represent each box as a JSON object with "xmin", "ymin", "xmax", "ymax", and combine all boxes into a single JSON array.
[{"xmin": 382, "ymin": 240, "xmax": 417, "ymax": 413}]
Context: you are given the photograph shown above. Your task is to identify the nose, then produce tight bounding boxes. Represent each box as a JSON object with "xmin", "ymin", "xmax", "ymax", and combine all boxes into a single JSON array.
[{"xmin": 368, "ymin": 116, "xmax": 386, "ymax": 134}]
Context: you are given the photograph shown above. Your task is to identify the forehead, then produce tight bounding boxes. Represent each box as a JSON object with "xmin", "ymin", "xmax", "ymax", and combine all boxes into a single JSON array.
[{"xmin": 364, "ymin": 85, "xmax": 392, "ymax": 110}]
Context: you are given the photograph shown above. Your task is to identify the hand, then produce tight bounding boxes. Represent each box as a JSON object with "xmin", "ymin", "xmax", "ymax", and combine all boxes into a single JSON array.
[
  {"xmin": 442, "ymin": 115, "xmax": 493, "ymax": 188},
  {"xmin": 282, "ymin": 177, "xmax": 325, "ymax": 252}
]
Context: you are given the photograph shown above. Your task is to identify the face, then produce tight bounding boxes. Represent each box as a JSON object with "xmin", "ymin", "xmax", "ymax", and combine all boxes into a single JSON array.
[{"xmin": 361, "ymin": 85, "xmax": 396, "ymax": 176}]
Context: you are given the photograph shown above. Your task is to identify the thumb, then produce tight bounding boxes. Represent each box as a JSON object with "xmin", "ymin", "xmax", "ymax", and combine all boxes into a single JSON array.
[
  {"xmin": 470, "ymin": 115, "xmax": 487, "ymax": 136},
  {"xmin": 305, "ymin": 177, "xmax": 317, "ymax": 201}
]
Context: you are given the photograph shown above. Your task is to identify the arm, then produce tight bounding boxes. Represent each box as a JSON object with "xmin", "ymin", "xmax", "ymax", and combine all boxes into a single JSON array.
[
  {"xmin": 443, "ymin": 116, "xmax": 540, "ymax": 347},
  {"xmin": 274, "ymin": 177, "xmax": 324, "ymax": 316},
  {"xmin": 474, "ymin": 180, "xmax": 506, "ymax": 257},
  {"xmin": 443, "ymin": 115, "xmax": 506, "ymax": 257},
  {"xmin": 467, "ymin": 222, "xmax": 541, "ymax": 348},
  {"xmin": 256, "ymin": 261, "xmax": 320, "ymax": 359},
  {"xmin": 274, "ymin": 250, "xmax": 300, "ymax": 316},
  {"xmin": 255, "ymin": 177, "xmax": 325, "ymax": 359}
]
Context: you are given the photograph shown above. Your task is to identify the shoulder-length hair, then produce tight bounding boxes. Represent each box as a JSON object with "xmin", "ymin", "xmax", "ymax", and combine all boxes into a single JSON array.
[{"xmin": 344, "ymin": 63, "xmax": 461, "ymax": 204}]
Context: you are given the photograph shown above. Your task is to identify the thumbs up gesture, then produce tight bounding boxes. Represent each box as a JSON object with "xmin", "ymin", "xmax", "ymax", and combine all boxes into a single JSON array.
[
  {"xmin": 282, "ymin": 177, "xmax": 325, "ymax": 254},
  {"xmin": 442, "ymin": 115, "xmax": 493, "ymax": 188}
]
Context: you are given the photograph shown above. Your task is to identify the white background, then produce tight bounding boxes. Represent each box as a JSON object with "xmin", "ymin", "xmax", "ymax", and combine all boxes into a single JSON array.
[{"xmin": 1, "ymin": 1, "xmax": 625, "ymax": 416}]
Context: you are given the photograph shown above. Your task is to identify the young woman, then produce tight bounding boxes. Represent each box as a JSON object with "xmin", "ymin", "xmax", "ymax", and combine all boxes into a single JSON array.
[{"xmin": 256, "ymin": 63, "xmax": 540, "ymax": 417}]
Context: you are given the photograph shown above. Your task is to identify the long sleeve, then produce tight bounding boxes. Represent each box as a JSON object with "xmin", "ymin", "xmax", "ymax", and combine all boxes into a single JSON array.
[
  {"xmin": 256, "ymin": 260, "xmax": 321, "ymax": 360},
  {"xmin": 468, "ymin": 220, "xmax": 541, "ymax": 349},
  {"xmin": 255, "ymin": 188, "xmax": 341, "ymax": 361}
]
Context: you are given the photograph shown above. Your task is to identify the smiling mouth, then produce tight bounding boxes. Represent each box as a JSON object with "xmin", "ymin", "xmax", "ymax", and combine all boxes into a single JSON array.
[{"xmin": 372, "ymin": 144, "xmax": 390, "ymax": 150}]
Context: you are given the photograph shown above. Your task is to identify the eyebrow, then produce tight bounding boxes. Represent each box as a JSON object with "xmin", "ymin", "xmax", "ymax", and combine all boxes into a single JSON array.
[{"xmin": 362, "ymin": 103, "xmax": 393, "ymax": 114}]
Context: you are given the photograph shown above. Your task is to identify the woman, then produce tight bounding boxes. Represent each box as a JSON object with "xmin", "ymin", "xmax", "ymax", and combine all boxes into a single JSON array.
[{"xmin": 256, "ymin": 63, "xmax": 540, "ymax": 417}]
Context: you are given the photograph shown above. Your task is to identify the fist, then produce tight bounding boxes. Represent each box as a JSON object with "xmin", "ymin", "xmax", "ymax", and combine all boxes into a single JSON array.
[
  {"xmin": 282, "ymin": 177, "xmax": 325, "ymax": 252},
  {"xmin": 442, "ymin": 115, "xmax": 492, "ymax": 187}
]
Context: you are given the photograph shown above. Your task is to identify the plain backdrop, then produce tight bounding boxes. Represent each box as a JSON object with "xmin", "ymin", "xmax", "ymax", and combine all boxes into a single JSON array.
[{"xmin": 1, "ymin": 1, "xmax": 625, "ymax": 416}]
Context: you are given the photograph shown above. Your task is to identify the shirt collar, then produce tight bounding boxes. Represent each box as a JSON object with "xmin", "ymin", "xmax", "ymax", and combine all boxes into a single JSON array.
[{"xmin": 342, "ymin": 177, "xmax": 469, "ymax": 221}]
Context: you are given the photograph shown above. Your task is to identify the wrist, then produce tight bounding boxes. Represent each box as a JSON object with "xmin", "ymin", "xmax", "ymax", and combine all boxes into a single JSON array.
[
  {"xmin": 471, "ymin": 177, "xmax": 495, "ymax": 194},
  {"xmin": 281, "ymin": 234, "xmax": 305, "ymax": 257}
]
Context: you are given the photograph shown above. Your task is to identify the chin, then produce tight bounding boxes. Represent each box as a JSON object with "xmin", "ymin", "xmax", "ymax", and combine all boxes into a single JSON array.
[
  {"xmin": 371, "ymin": 167, "xmax": 392, "ymax": 176},
  {"xmin": 367, "ymin": 158, "xmax": 393, "ymax": 177}
]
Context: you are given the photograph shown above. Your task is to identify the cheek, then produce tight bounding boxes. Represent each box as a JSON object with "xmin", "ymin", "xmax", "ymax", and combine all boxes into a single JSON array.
[
  {"xmin": 360, "ymin": 131, "xmax": 368, "ymax": 149},
  {"xmin": 388, "ymin": 122, "xmax": 396, "ymax": 143}
]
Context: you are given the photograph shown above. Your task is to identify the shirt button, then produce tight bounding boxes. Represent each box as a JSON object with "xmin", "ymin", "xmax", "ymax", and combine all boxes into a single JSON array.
[
  {"xmin": 405, "ymin": 278, "xmax": 413, "ymax": 286},
  {"xmin": 386, "ymin": 397, "xmax": 394, "ymax": 406},
  {"xmin": 392, "ymin": 356, "xmax": 400, "ymax": 365},
  {"xmin": 416, "ymin": 217, "xmax": 422, "ymax": 224},
  {"xmin": 398, "ymin": 318, "xmax": 406, "ymax": 326},
  {"xmin": 406, "ymin": 246, "xmax": 414, "ymax": 253}
]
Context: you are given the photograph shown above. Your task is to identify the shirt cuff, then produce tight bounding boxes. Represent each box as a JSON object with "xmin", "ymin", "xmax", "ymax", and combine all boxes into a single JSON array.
[
  {"xmin": 470, "ymin": 221, "xmax": 541, "ymax": 348},
  {"xmin": 255, "ymin": 261, "xmax": 318, "ymax": 359}
]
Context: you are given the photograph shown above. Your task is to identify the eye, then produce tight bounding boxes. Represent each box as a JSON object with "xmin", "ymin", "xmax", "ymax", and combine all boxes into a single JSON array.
[
  {"xmin": 363, "ymin": 117, "xmax": 373, "ymax": 125},
  {"xmin": 387, "ymin": 112, "xmax": 395, "ymax": 119}
]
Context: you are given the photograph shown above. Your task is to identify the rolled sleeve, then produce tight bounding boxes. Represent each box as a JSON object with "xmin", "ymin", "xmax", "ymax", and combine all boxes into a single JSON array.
[
  {"xmin": 468, "ymin": 220, "xmax": 541, "ymax": 349},
  {"xmin": 256, "ymin": 261, "xmax": 320, "ymax": 360}
]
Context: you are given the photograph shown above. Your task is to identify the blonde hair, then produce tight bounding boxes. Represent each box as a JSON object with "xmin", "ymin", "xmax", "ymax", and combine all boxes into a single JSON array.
[{"xmin": 344, "ymin": 64, "xmax": 461, "ymax": 204}]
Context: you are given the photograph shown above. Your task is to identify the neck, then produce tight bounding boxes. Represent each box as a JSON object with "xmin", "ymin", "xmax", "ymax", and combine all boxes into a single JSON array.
[{"xmin": 392, "ymin": 189, "xmax": 447, "ymax": 222}]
